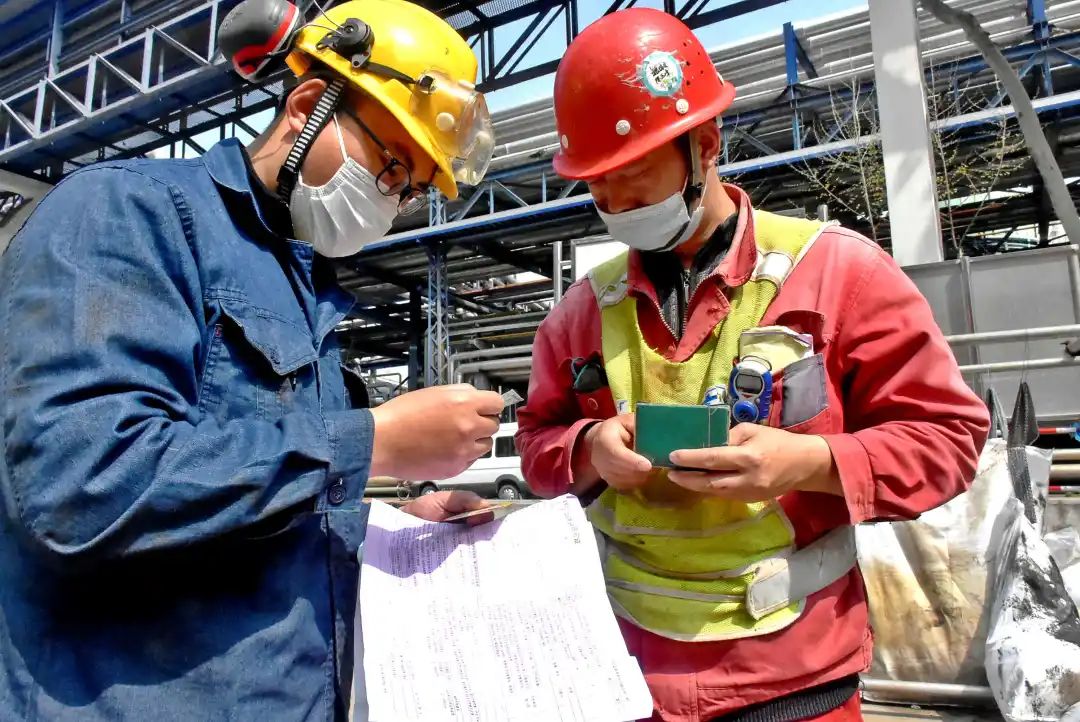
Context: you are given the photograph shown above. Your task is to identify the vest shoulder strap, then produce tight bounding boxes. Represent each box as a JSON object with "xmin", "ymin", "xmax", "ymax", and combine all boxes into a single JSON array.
[
  {"xmin": 586, "ymin": 212, "xmax": 836, "ymax": 306},
  {"xmin": 587, "ymin": 250, "xmax": 631, "ymax": 309},
  {"xmin": 751, "ymin": 210, "xmax": 835, "ymax": 288}
]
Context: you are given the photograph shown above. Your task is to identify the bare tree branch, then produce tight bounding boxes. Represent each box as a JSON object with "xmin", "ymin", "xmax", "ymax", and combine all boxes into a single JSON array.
[{"xmin": 921, "ymin": 0, "xmax": 1080, "ymax": 244}]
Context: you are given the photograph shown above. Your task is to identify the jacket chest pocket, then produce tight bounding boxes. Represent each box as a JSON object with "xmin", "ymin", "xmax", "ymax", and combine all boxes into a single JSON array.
[
  {"xmin": 767, "ymin": 353, "xmax": 832, "ymax": 433},
  {"xmin": 755, "ymin": 310, "xmax": 835, "ymax": 434},
  {"xmin": 199, "ymin": 300, "xmax": 319, "ymax": 424}
]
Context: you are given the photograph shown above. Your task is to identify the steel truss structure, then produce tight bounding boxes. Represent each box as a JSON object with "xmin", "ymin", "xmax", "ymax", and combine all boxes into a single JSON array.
[
  {"xmin": 4, "ymin": 0, "xmax": 1080, "ymax": 388},
  {"xmin": 0, "ymin": 0, "xmax": 798, "ymax": 179}
]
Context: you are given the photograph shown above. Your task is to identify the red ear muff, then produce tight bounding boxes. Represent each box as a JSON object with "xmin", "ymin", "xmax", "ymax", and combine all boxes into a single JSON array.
[{"xmin": 219, "ymin": 0, "xmax": 301, "ymax": 82}]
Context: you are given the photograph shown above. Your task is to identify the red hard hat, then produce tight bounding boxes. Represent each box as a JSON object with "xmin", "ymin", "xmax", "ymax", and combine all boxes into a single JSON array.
[{"xmin": 552, "ymin": 8, "xmax": 736, "ymax": 181}]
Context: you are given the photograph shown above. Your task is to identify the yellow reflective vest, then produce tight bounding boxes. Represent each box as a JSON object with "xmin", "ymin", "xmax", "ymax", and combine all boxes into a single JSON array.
[{"xmin": 586, "ymin": 210, "xmax": 831, "ymax": 642}]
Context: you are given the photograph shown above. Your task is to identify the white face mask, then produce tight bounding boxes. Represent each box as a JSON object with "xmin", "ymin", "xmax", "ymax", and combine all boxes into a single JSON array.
[
  {"xmin": 596, "ymin": 180, "xmax": 705, "ymax": 253},
  {"xmin": 290, "ymin": 116, "xmax": 401, "ymax": 258}
]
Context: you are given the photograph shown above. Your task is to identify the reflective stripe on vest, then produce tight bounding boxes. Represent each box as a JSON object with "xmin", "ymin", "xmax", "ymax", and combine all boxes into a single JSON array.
[{"xmin": 586, "ymin": 210, "xmax": 836, "ymax": 642}]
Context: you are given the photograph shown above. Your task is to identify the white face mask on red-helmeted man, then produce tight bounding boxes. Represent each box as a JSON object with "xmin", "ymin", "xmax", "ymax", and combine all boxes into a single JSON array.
[{"xmin": 596, "ymin": 173, "xmax": 705, "ymax": 252}]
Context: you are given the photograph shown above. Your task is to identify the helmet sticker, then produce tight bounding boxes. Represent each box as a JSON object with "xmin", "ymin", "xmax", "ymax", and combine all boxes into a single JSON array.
[{"xmin": 639, "ymin": 51, "xmax": 683, "ymax": 98}]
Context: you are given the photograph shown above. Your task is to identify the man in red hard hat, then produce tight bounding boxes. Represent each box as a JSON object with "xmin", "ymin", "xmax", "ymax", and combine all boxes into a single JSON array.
[{"xmin": 517, "ymin": 9, "xmax": 990, "ymax": 722}]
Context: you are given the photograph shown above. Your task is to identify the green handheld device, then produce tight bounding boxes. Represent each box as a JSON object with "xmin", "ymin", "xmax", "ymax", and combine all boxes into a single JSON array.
[{"xmin": 634, "ymin": 403, "xmax": 731, "ymax": 470}]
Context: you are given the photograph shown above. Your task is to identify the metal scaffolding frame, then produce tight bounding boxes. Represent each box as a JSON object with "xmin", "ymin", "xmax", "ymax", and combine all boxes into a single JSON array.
[
  {"xmin": 424, "ymin": 242, "xmax": 451, "ymax": 386},
  {"xmin": 0, "ymin": 0, "xmax": 797, "ymax": 179},
  {"xmin": 6, "ymin": 0, "xmax": 1080, "ymax": 391}
]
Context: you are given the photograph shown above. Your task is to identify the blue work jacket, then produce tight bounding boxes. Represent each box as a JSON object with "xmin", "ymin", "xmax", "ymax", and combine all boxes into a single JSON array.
[{"xmin": 0, "ymin": 139, "xmax": 374, "ymax": 721}]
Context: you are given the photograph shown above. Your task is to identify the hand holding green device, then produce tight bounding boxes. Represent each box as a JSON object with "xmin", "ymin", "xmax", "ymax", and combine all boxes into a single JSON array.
[{"xmin": 633, "ymin": 403, "xmax": 731, "ymax": 470}]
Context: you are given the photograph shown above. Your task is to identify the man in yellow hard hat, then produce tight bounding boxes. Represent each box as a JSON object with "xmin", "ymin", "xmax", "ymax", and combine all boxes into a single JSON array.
[{"xmin": 0, "ymin": 1, "xmax": 498, "ymax": 719}]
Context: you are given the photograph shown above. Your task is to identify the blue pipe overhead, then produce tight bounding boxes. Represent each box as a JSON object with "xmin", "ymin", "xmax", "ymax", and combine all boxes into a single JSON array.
[{"xmin": 361, "ymin": 89, "xmax": 1080, "ymax": 255}]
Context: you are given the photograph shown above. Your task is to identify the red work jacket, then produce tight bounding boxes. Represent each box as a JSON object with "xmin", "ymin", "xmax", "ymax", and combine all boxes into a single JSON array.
[{"xmin": 515, "ymin": 184, "xmax": 990, "ymax": 722}]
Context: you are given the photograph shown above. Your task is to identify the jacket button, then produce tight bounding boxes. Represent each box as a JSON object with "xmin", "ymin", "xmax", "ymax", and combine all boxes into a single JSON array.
[{"xmin": 328, "ymin": 479, "xmax": 347, "ymax": 505}]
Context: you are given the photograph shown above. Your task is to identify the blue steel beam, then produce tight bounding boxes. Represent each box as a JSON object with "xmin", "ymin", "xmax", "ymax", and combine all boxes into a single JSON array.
[
  {"xmin": 783, "ymin": 22, "xmax": 801, "ymax": 149},
  {"xmin": 680, "ymin": 0, "xmax": 790, "ymax": 31},
  {"xmin": 727, "ymin": 29, "xmax": 1080, "ymax": 129},
  {"xmin": 1028, "ymin": 0, "xmax": 1054, "ymax": 97},
  {"xmin": 47, "ymin": 0, "xmax": 63, "ymax": 77},
  {"xmin": 373, "ymin": 87, "xmax": 1080, "ymax": 255},
  {"xmin": 1050, "ymin": 47, "xmax": 1080, "ymax": 69}
]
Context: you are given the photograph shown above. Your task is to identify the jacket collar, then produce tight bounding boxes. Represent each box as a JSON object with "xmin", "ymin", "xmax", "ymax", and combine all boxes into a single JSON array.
[{"xmin": 203, "ymin": 138, "xmax": 282, "ymax": 239}]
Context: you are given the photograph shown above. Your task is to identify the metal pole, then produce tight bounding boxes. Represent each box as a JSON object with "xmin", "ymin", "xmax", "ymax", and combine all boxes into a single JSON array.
[
  {"xmin": 553, "ymin": 241, "xmax": 564, "ymax": 303},
  {"xmin": 783, "ymin": 22, "xmax": 802, "ymax": 150},
  {"xmin": 425, "ymin": 243, "xmax": 450, "ymax": 386},
  {"xmin": 958, "ymin": 356, "xmax": 1080, "ymax": 375},
  {"xmin": 408, "ymin": 288, "xmax": 422, "ymax": 390},
  {"xmin": 860, "ymin": 678, "xmax": 995, "ymax": 705},
  {"xmin": 1068, "ymin": 244, "xmax": 1080, "ymax": 323},
  {"xmin": 868, "ymin": 0, "xmax": 944, "ymax": 266},
  {"xmin": 944, "ymin": 323, "xmax": 1080, "ymax": 346},
  {"xmin": 48, "ymin": 0, "xmax": 64, "ymax": 78},
  {"xmin": 957, "ymin": 256, "xmax": 982, "ymax": 393}
]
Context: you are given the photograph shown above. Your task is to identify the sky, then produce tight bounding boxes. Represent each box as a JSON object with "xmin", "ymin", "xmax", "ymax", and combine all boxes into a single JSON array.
[
  {"xmin": 482, "ymin": 0, "xmax": 868, "ymax": 112},
  {"xmin": 158, "ymin": 0, "xmax": 868, "ymax": 157}
]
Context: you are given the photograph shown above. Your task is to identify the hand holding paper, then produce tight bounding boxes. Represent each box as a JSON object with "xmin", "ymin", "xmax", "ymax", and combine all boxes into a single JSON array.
[{"xmin": 354, "ymin": 496, "xmax": 651, "ymax": 722}]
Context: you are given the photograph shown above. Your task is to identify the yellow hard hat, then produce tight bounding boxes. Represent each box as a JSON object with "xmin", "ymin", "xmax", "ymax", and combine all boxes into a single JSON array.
[{"xmin": 285, "ymin": 0, "xmax": 493, "ymax": 199}]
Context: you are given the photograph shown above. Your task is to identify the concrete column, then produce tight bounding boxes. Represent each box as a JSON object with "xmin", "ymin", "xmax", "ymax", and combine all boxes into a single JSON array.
[{"xmin": 869, "ymin": 0, "xmax": 944, "ymax": 266}]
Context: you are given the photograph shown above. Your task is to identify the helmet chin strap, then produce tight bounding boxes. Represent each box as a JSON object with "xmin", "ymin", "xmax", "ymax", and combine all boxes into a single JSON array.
[
  {"xmin": 655, "ymin": 131, "xmax": 707, "ymax": 252},
  {"xmin": 684, "ymin": 130, "xmax": 705, "ymax": 209}
]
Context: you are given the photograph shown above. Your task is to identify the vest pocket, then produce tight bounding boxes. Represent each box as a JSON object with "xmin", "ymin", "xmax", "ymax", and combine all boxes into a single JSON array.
[{"xmin": 776, "ymin": 353, "xmax": 829, "ymax": 429}]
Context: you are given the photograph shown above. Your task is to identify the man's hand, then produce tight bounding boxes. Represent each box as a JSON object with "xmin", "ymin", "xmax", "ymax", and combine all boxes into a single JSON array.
[
  {"xmin": 369, "ymin": 384, "xmax": 504, "ymax": 481},
  {"xmin": 667, "ymin": 424, "xmax": 842, "ymax": 502},
  {"xmin": 574, "ymin": 414, "xmax": 652, "ymax": 492},
  {"xmin": 402, "ymin": 490, "xmax": 494, "ymax": 525}
]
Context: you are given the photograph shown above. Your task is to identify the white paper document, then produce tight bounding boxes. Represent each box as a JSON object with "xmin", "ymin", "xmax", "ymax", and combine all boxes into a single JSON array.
[{"xmin": 354, "ymin": 495, "xmax": 652, "ymax": 722}]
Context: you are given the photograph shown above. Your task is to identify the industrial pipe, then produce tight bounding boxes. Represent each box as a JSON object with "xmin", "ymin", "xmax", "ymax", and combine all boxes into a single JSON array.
[
  {"xmin": 859, "ymin": 678, "xmax": 995, "ymax": 705},
  {"xmin": 1051, "ymin": 464, "xmax": 1080, "ymax": 482},
  {"xmin": 945, "ymin": 324, "xmax": 1080, "ymax": 346},
  {"xmin": 958, "ymin": 356, "xmax": 1080, "ymax": 375},
  {"xmin": 1054, "ymin": 449, "xmax": 1080, "ymax": 463},
  {"xmin": 451, "ymin": 345, "xmax": 534, "ymax": 363},
  {"xmin": 454, "ymin": 357, "xmax": 534, "ymax": 383},
  {"xmin": 553, "ymin": 241, "xmax": 565, "ymax": 302},
  {"xmin": 1042, "ymin": 425, "xmax": 1080, "ymax": 435}
]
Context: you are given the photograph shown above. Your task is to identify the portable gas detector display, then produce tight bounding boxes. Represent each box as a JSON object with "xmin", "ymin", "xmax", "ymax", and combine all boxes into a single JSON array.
[{"xmin": 633, "ymin": 355, "xmax": 775, "ymax": 470}]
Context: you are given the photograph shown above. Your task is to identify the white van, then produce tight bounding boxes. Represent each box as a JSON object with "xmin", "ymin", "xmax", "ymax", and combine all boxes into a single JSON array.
[{"xmin": 411, "ymin": 423, "xmax": 532, "ymax": 500}]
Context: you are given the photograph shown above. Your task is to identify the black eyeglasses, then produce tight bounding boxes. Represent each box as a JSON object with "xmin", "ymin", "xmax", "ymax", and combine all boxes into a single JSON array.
[{"xmin": 339, "ymin": 107, "xmax": 433, "ymax": 216}]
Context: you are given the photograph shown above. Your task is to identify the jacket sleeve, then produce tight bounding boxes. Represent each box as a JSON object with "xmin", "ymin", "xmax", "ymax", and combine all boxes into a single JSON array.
[
  {"xmin": 515, "ymin": 291, "xmax": 597, "ymax": 497},
  {"xmin": 0, "ymin": 168, "xmax": 371, "ymax": 568},
  {"xmin": 822, "ymin": 248, "xmax": 990, "ymax": 524}
]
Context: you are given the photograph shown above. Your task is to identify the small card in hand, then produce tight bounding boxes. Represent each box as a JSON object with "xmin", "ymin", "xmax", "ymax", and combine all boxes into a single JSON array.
[{"xmin": 443, "ymin": 501, "xmax": 515, "ymax": 523}]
